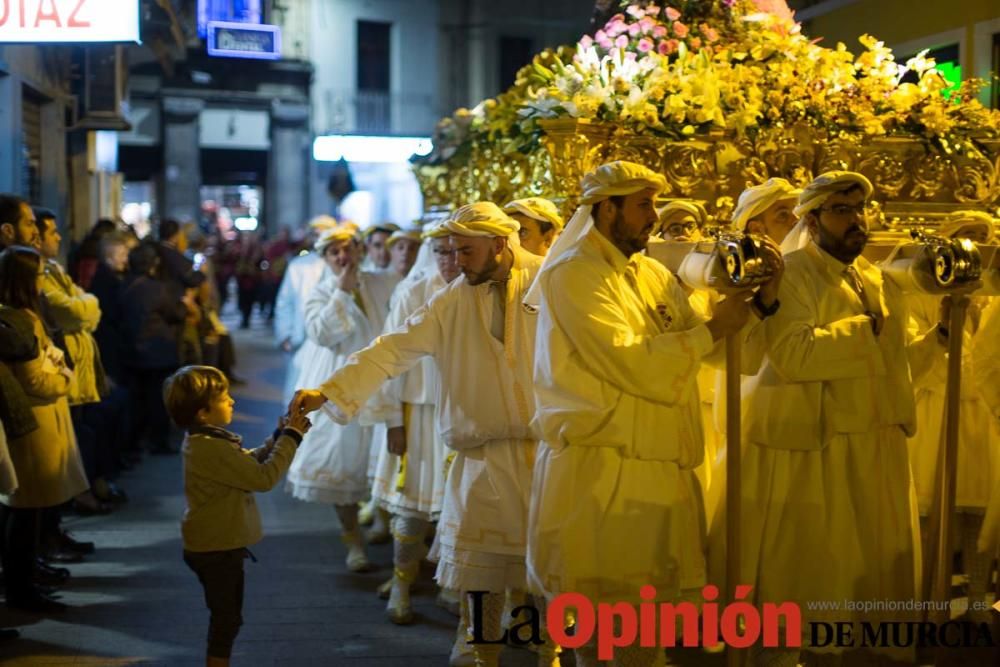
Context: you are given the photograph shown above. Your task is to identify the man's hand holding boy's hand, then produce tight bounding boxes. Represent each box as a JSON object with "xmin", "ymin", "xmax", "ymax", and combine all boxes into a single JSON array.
[{"xmin": 286, "ymin": 410, "xmax": 312, "ymax": 436}]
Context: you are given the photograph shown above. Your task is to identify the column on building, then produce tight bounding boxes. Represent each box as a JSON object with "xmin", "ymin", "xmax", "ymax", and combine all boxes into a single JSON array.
[
  {"xmin": 160, "ymin": 96, "xmax": 205, "ymax": 224},
  {"xmin": 266, "ymin": 100, "xmax": 310, "ymax": 235}
]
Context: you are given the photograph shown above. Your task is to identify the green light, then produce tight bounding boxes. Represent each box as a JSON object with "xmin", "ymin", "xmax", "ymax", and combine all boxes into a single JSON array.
[{"xmin": 936, "ymin": 61, "xmax": 962, "ymax": 99}]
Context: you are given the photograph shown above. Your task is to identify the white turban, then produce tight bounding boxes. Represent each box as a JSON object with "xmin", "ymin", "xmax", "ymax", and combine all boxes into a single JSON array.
[
  {"xmin": 314, "ymin": 221, "xmax": 360, "ymax": 252},
  {"xmin": 658, "ymin": 199, "xmax": 708, "ymax": 227},
  {"xmin": 939, "ymin": 210, "xmax": 996, "ymax": 243},
  {"xmin": 444, "ymin": 202, "xmax": 520, "ymax": 238},
  {"xmin": 782, "ymin": 171, "xmax": 874, "ymax": 254},
  {"xmin": 793, "ymin": 171, "xmax": 873, "ymax": 218},
  {"xmin": 421, "ymin": 220, "xmax": 451, "ymax": 240},
  {"xmin": 524, "ymin": 160, "xmax": 667, "ymax": 307},
  {"xmin": 579, "ymin": 161, "xmax": 667, "ymax": 205},
  {"xmin": 362, "ymin": 221, "xmax": 400, "ymax": 239},
  {"xmin": 386, "ymin": 226, "xmax": 423, "ymax": 248},
  {"xmin": 309, "ymin": 215, "xmax": 339, "ymax": 232},
  {"xmin": 732, "ymin": 178, "xmax": 801, "ymax": 230},
  {"xmin": 503, "ymin": 197, "xmax": 565, "ymax": 231}
]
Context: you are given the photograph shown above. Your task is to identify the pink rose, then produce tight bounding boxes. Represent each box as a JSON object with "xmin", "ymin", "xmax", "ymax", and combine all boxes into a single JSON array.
[
  {"xmin": 665, "ymin": 7, "xmax": 681, "ymax": 21},
  {"xmin": 659, "ymin": 39, "xmax": 679, "ymax": 55},
  {"xmin": 615, "ymin": 34, "xmax": 630, "ymax": 48},
  {"xmin": 626, "ymin": 5, "xmax": 645, "ymax": 19},
  {"xmin": 598, "ymin": 36, "xmax": 614, "ymax": 49},
  {"xmin": 646, "ymin": 4, "xmax": 661, "ymax": 13},
  {"xmin": 639, "ymin": 16, "xmax": 656, "ymax": 33},
  {"xmin": 672, "ymin": 21, "xmax": 689, "ymax": 38},
  {"xmin": 690, "ymin": 37, "xmax": 702, "ymax": 49},
  {"xmin": 580, "ymin": 34, "xmax": 594, "ymax": 49},
  {"xmin": 628, "ymin": 23, "xmax": 641, "ymax": 36},
  {"xmin": 653, "ymin": 25, "xmax": 668, "ymax": 38},
  {"xmin": 624, "ymin": 51, "xmax": 637, "ymax": 61},
  {"xmin": 704, "ymin": 27, "xmax": 719, "ymax": 42},
  {"xmin": 637, "ymin": 38, "xmax": 654, "ymax": 53},
  {"xmin": 606, "ymin": 20, "xmax": 626, "ymax": 37}
]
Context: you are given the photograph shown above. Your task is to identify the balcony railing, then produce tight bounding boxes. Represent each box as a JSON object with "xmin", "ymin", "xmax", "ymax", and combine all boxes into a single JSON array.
[{"xmin": 318, "ymin": 89, "xmax": 437, "ymax": 136}]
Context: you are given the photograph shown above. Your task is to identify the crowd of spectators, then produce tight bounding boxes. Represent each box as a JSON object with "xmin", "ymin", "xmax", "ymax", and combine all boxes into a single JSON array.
[{"xmin": 0, "ymin": 193, "xmax": 299, "ymax": 631}]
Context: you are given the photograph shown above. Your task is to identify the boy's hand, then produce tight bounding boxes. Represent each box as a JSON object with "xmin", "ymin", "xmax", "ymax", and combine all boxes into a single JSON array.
[
  {"xmin": 286, "ymin": 410, "xmax": 312, "ymax": 435},
  {"xmin": 276, "ymin": 414, "xmax": 289, "ymax": 432}
]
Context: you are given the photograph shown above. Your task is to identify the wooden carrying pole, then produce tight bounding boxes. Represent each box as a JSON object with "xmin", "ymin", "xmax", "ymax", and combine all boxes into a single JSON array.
[
  {"xmin": 925, "ymin": 296, "xmax": 969, "ymax": 645},
  {"xmin": 726, "ymin": 332, "xmax": 743, "ymax": 667}
]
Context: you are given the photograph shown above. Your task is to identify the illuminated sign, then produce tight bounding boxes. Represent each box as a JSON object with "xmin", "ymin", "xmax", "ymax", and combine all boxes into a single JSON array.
[
  {"xmin": 198, "ymin": 0, "xmax": 261, "ymax": 38},
  {"xmin": 0, "ymin": 0, "xmax": 139, "ymax": 43},
  {"xmin": 313, "ymin": 136, "xmax": 433, "ymax": 163},
  {"xmin": 207, "ymin": 21, "xmax": 280, "ymax": 60}
]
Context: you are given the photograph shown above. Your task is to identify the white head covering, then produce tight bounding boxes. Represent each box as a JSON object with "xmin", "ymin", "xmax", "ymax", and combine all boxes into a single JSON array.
[
  {"xmin": 731, "ymin": 178, "xmax": 801, "ymax": 230},
  {"xmin": 362, "ymin": 221, "xmax": 401, "ymax": 239},
  {"xmin": 524, "ymin": 160, "xmax": 667, "ymax": 307},
  {"xmin": 386, "ymin": 226, "xmax": 423, "ymax": 249},
  {"xmin": 309, "ymin": 214, "xmax": 339, "ymax": 232},
  {"xmin": 314, "ymin": 221, "xmax": 360, "ymax": 252},
  {"xmin": 444, "ymin": 202, "xmax": 520, "ymax": 238},
  {"xmin": 658, "ymin": 199, "xmax": 708, "ymax": 227},
  {"xmin": 781, "ymin": 171, "xmax": 874, "ymax": 254},
  {"xmin": 503, "ymin": 197, "xmax": 565, "ymax": 231},
  {"xmin": 939, "ymin": 210, "xmax": 996, "ymax": 243}
]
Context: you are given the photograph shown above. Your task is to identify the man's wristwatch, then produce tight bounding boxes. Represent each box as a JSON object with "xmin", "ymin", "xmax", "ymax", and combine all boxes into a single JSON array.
[{"xmin": 751, "ymin": 292, "xmax": 780, "ymax": 319}]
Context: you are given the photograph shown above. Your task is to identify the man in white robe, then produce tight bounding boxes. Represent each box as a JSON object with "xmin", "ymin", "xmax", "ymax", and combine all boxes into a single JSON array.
[
  {"xmin": 735, "ymin": 172, "xmax": 921, "ymax": 666},
  {"xmin": 274, "ymin": 215, "xmax": 338, "ymax": 406},
  {"xmin": 293, "ymin": 203, "xmax": 557, "ymax": 667},
  {"xmin": 527, "ymin": 161, "xmax": 778, "ymax": 667},
  {"xmin": 366, "ymin": 222, "xmax": 460, "ymax": 625},
  {"xmin": 731, "ymin": 177, "xmax": 801, "ymax": 244},
  {"xmin": 284, "ymin": 222, "xmax": 398, "ymax": 572},
  {"xmin": 360, "ymin": 222, "xmax": 400, "ymax": 273},
  {"xmin": 503, "ymin": 197, "xmax": 563, "ymax": 257},
  {"xmin": 906, "ymin": 211, "xmax": 997, "ymax": 619}
]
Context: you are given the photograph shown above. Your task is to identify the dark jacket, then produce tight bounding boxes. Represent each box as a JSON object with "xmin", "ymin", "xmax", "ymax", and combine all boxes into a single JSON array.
[
  {"xmin": 0, "ymin": 306, "xmax": 40, "ymax": 439},
  {"xmin": 121, "ymin": 275, "xmax": 189, "ymax": 370},
  {"xmin": 158, "ymin": 243, "xmax": 206, "ymax": 297},
  {"xmin": 90, "ymin": 262, "xmax": 127, "ymax": 383}
]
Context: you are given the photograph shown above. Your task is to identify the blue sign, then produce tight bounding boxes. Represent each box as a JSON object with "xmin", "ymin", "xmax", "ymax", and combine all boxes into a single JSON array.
[
  {"xmin": 207, "ymin": 21, "xmax": 281, "ymax": 61},
  {"xmin": 198, "ymin": 0, "xmax": 262, "ymax": 37}
]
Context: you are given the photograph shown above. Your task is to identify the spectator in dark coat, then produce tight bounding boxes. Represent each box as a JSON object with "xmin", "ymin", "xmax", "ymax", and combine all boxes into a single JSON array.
[{"xmin": 121, "ymin": 243, "xmax": 189, "ymax": 455}]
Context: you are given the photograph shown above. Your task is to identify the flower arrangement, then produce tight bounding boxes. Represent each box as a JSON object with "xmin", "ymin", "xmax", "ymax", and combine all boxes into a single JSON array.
[{"xmin": 415, "ymin": 0, "xmax": 1000, "ymax": 171}]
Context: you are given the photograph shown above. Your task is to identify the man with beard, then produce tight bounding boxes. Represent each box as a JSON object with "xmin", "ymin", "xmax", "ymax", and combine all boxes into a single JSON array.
[
  {"xmin": 736, "ymin": 171, "xmax": 920, "ymax": 666},
  {"xmin": 292, "ymin": 203, "xmax": 559, "ymax": 667},
  {"xmin": 526, "ymin": 161, "xmax": 777, "ymax": 667}
]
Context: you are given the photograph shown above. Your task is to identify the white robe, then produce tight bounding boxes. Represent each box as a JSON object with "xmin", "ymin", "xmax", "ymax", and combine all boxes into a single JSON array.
[
  {"xmin": 284, "ymin": 269, "xmax": 398, "ymax": 505},
  {"xmin": 970, "ymin": 298, "xmax": 1000, "ymax": 553},
  {"xmin": 318, "ymin": 248, "xmax": 542, "ymax": 591},
  {"xmin": 528, "ymin": 230, "xmax": 761, "ymax": 605},
  {"xmin": 273, "ymin": 252, "xmax": 326, "ymax": 406},
  {"xmin": 367, "ymin": 271, "xmax": 449, "ymax": 520},
  {"xmin": 906, "ymin": 294, "xmax": 996, "ymax": 514},
  {"xmin": 730, "ymin": 241, "xmax": 920, "ymax": 653}
]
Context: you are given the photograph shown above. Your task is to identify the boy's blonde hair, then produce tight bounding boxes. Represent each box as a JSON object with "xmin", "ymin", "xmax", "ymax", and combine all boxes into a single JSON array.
[{"xmin": 163, "ymin": 365, "xmax": 230, "ymax": 429}]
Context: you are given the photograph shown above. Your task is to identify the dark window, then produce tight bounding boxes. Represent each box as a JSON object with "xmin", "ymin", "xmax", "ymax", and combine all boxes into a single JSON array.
[
  {"xmin": 499, "ymin": 36, "xmax": 534, "ymax": 90},
  {"xmin": 357, "ymin": 20, "xmax": 391, "ymax": 92},
  {"xmin": 992, "ymin": 32, "xmax": 1000, "ymax": 109}
]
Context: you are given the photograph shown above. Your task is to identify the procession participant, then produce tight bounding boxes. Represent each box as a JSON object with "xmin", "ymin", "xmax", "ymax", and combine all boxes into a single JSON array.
[
  {"xmin": 366, "ymin": 222, "xmax": 460, "ymax": 625},
  {"xmin": 655, "ymin": 199, "xmax": 722, "ymax": 510},
  {"xmin": 731, "ymin": 177, "xmax": 801, "ymax": 244},
  {"xmin": 656, "ymin": 198, "xmax": 709, "ymax": 242},
  {"xmin": 385, "ymin": 226, "xmax": 423, "ymax": 279},
  {"xmin": 906, "ymin": 211, "xmax": 997, "ymax": 619},
  {"xmin": 974, "ymin": 294, "xmax": 1000, "ymax": 573},
  {"xmin": 274, "ymin": 215, "xmax": 338, "ymax": 406},
  {"xmin": 284, "ymin": 222, "xmax": 398, "ymax": 573},
  {"xmin": 526, "ymin": 161, "xmax": 777, "ymax": 667},
  {"xmin": 360, "ymin": 222, "xmax": 400, "ymax": 272},
  {"xmin": 291, "ymin": 203, "xmax": 559, "ymax": 667},
  {"xmin": 502, "ymin": 197, "xmax": 564, "ymax": 257},
  {"xmin": 736, "ymin": 172, "xmax": 920, "ymax": 666}
]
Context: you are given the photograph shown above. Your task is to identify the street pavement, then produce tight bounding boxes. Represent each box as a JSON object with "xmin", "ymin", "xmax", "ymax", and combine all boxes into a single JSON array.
[{"xmin": 0, "ymin": 317, "xmax": 537, "ymax": 666}]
